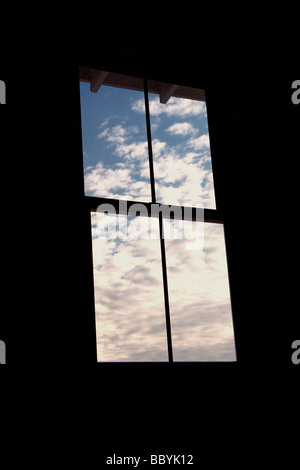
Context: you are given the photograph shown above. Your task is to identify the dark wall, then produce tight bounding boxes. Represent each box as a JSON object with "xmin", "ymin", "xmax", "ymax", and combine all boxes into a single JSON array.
[{"xmin": 1, "ymin": 37, "xmax": 298, "ymax": 375}]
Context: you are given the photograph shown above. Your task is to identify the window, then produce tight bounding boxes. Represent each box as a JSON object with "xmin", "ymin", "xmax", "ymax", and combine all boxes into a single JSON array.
[{"xmin": 79, "ymin": 67, "xmax": 236, "ymax": 362}]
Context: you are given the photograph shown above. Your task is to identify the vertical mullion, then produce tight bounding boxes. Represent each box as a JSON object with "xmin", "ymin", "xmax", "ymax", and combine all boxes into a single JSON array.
[
  {"xmin": 143, "ymin": 78, "xmax": 173, "ymax": 363},
  {"xmin": 144, "ymin": 79, "xmax": 156, "ymax": 204},
  {"xmin": 158, "ymin": 213, "xmax": 174, "ymax": 362}
]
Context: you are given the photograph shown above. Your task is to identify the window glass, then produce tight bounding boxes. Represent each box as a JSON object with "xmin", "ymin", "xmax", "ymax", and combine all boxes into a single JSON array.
[
  {"xmin": 91, "ymin": 212, "xmax": 168, "ymax": 361},
  {"xmin": 132, "ymin": 80, "xmax": 216, "ymax": 208},
  {"xmin": 164, "ymin": 221, "xmax": 236, "ymax": 361},
  {"xmin": 79, "ymin": 69, "xmax": 152, "ymax": 202},
  {"xmin": 79, "ymin": 67, "xmax": 235, "ymax": 363}
]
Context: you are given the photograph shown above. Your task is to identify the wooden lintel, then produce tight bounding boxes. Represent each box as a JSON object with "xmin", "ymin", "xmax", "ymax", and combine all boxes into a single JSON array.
[
  {"xmin": 90, "ymin": 71, "xmax": 109, "ymax": 93},
  {"xmin": 159, "ymin": 84, "xmax": 178, "ymax": 104}
]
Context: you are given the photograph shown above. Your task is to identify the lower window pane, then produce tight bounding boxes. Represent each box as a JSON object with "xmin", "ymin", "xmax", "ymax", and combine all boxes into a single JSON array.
[
  {"xmin": 91, "ymin": 213, "xmax": 168, "ymax": 362},
  {"xmin": 164, "ymin": 221, "xmax": 236, "ymax": 361}
]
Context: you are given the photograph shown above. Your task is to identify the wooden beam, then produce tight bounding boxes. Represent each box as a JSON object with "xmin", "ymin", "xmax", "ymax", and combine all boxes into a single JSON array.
[
  {"xmin": 90, "ymin": 71, "xmax": 109, "ymax": 93},
  {"xmin": 159, "ymin": 84, "xmax": 178, "ymax": 104}
]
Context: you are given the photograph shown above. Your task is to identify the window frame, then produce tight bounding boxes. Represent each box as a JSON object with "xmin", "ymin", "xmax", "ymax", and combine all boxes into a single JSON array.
[{"xmin": 76, "ymin": 57, "xmax": 241, "ymax": 365}]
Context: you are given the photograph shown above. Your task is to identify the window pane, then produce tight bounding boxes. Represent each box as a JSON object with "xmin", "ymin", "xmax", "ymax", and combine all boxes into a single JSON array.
[
  {"xmin": 132, "ymin": 79, "xmax": 216, "ymax": 208},
  {"xmin": 91, "ymin": 212, "xmax": 168, "ymax": 361},
  {"xmin": 164, "ymin": 221, "xmax": 236, "ymax": 361},
  {"xmin": 79, "ymin": 68, "xmax": 151, "ymax": 202}
]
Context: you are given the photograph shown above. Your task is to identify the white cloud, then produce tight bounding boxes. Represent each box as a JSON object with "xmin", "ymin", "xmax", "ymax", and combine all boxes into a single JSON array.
[
  {"xmin": 188, "ymin": 133, "xmax": 210, "ymax": 150},
  {"xmin": 92, "ymin": 219, "xmax": 168, "ymax": 362},
  {"xmin": 85, "ymin": 161, "xmax": 131, "ymax": 195},
  {"xmin": 151, "ymin": 143, "xmax": 216, "ymax": 208},
  {"xmin": 98, "ymin": 124, "xmax": 139, "ymax": 145},
  {"xmin": 166, "ymin": 122, "xmax": 197, "ymax": 136},
  {"xmin": 85, "ymin": 131, "xmax": 215, "ymax": 207},
  {"xmin": 98, "ymin": 125, "xmax": 127, "ymax": 144},
  {"xmin": 84, "ymin": 160, "xmax": 151, "ymax": 201},
  {"xmin": 91, "ymin": 217, "xmax": 236, "ymax": 362},
  {"xmin": 132, "ymin": 96, "xmax": 206, "ymax": 117},
  {"xmin": 115, "ymin": 141, "xmax": 148, "ymax": 161},
  {"xmin": 114, "ymin": 138, "xmax": 166, "ymax": 163},
  {"xmin": 152, "ymin": 139, "xmax": 167, "ymax": 156},
  {"xmin": 164, "ymin": 222, "xmax": 236, "ymax": 361}
]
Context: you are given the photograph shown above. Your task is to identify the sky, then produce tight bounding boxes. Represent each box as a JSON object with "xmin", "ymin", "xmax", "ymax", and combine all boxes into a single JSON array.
[{"xmin": 80, "ymin": 78, "xmax": 236, "ymax": 362}]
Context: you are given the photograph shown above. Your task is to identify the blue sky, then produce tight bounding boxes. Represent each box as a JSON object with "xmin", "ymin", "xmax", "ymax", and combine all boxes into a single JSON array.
[
  {"xmin": 80, "ymin": 82, "xmax": 216, "ymax": 208},
  {"xmin": 79, "ymin": 78, "xmax": 236, "ymax": 362}
]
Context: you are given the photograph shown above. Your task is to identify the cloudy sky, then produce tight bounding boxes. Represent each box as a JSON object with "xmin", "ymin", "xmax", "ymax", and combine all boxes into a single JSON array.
[{"xmin": 80, "ymin": 78, "xmax": 236, "ymax": 361}]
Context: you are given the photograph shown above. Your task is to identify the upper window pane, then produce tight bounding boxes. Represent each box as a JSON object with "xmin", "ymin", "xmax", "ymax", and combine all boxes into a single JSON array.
[
  {"xmin": 133, "ymin": 79, "xmax": 216, "ymax": 209},
  {"xmin": 79, "ymin": 67, "xmax": 152, "ymax": 202}
]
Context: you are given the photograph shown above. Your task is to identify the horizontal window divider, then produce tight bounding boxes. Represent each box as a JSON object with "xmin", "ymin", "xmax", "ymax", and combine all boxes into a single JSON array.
[
  {"xmin": 85, "ymin": 196, "xmax": 224, "ymax": 224},
  {"xmin": 95, "ymin": 362, "xmax": 237, "ymax": 366}
]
